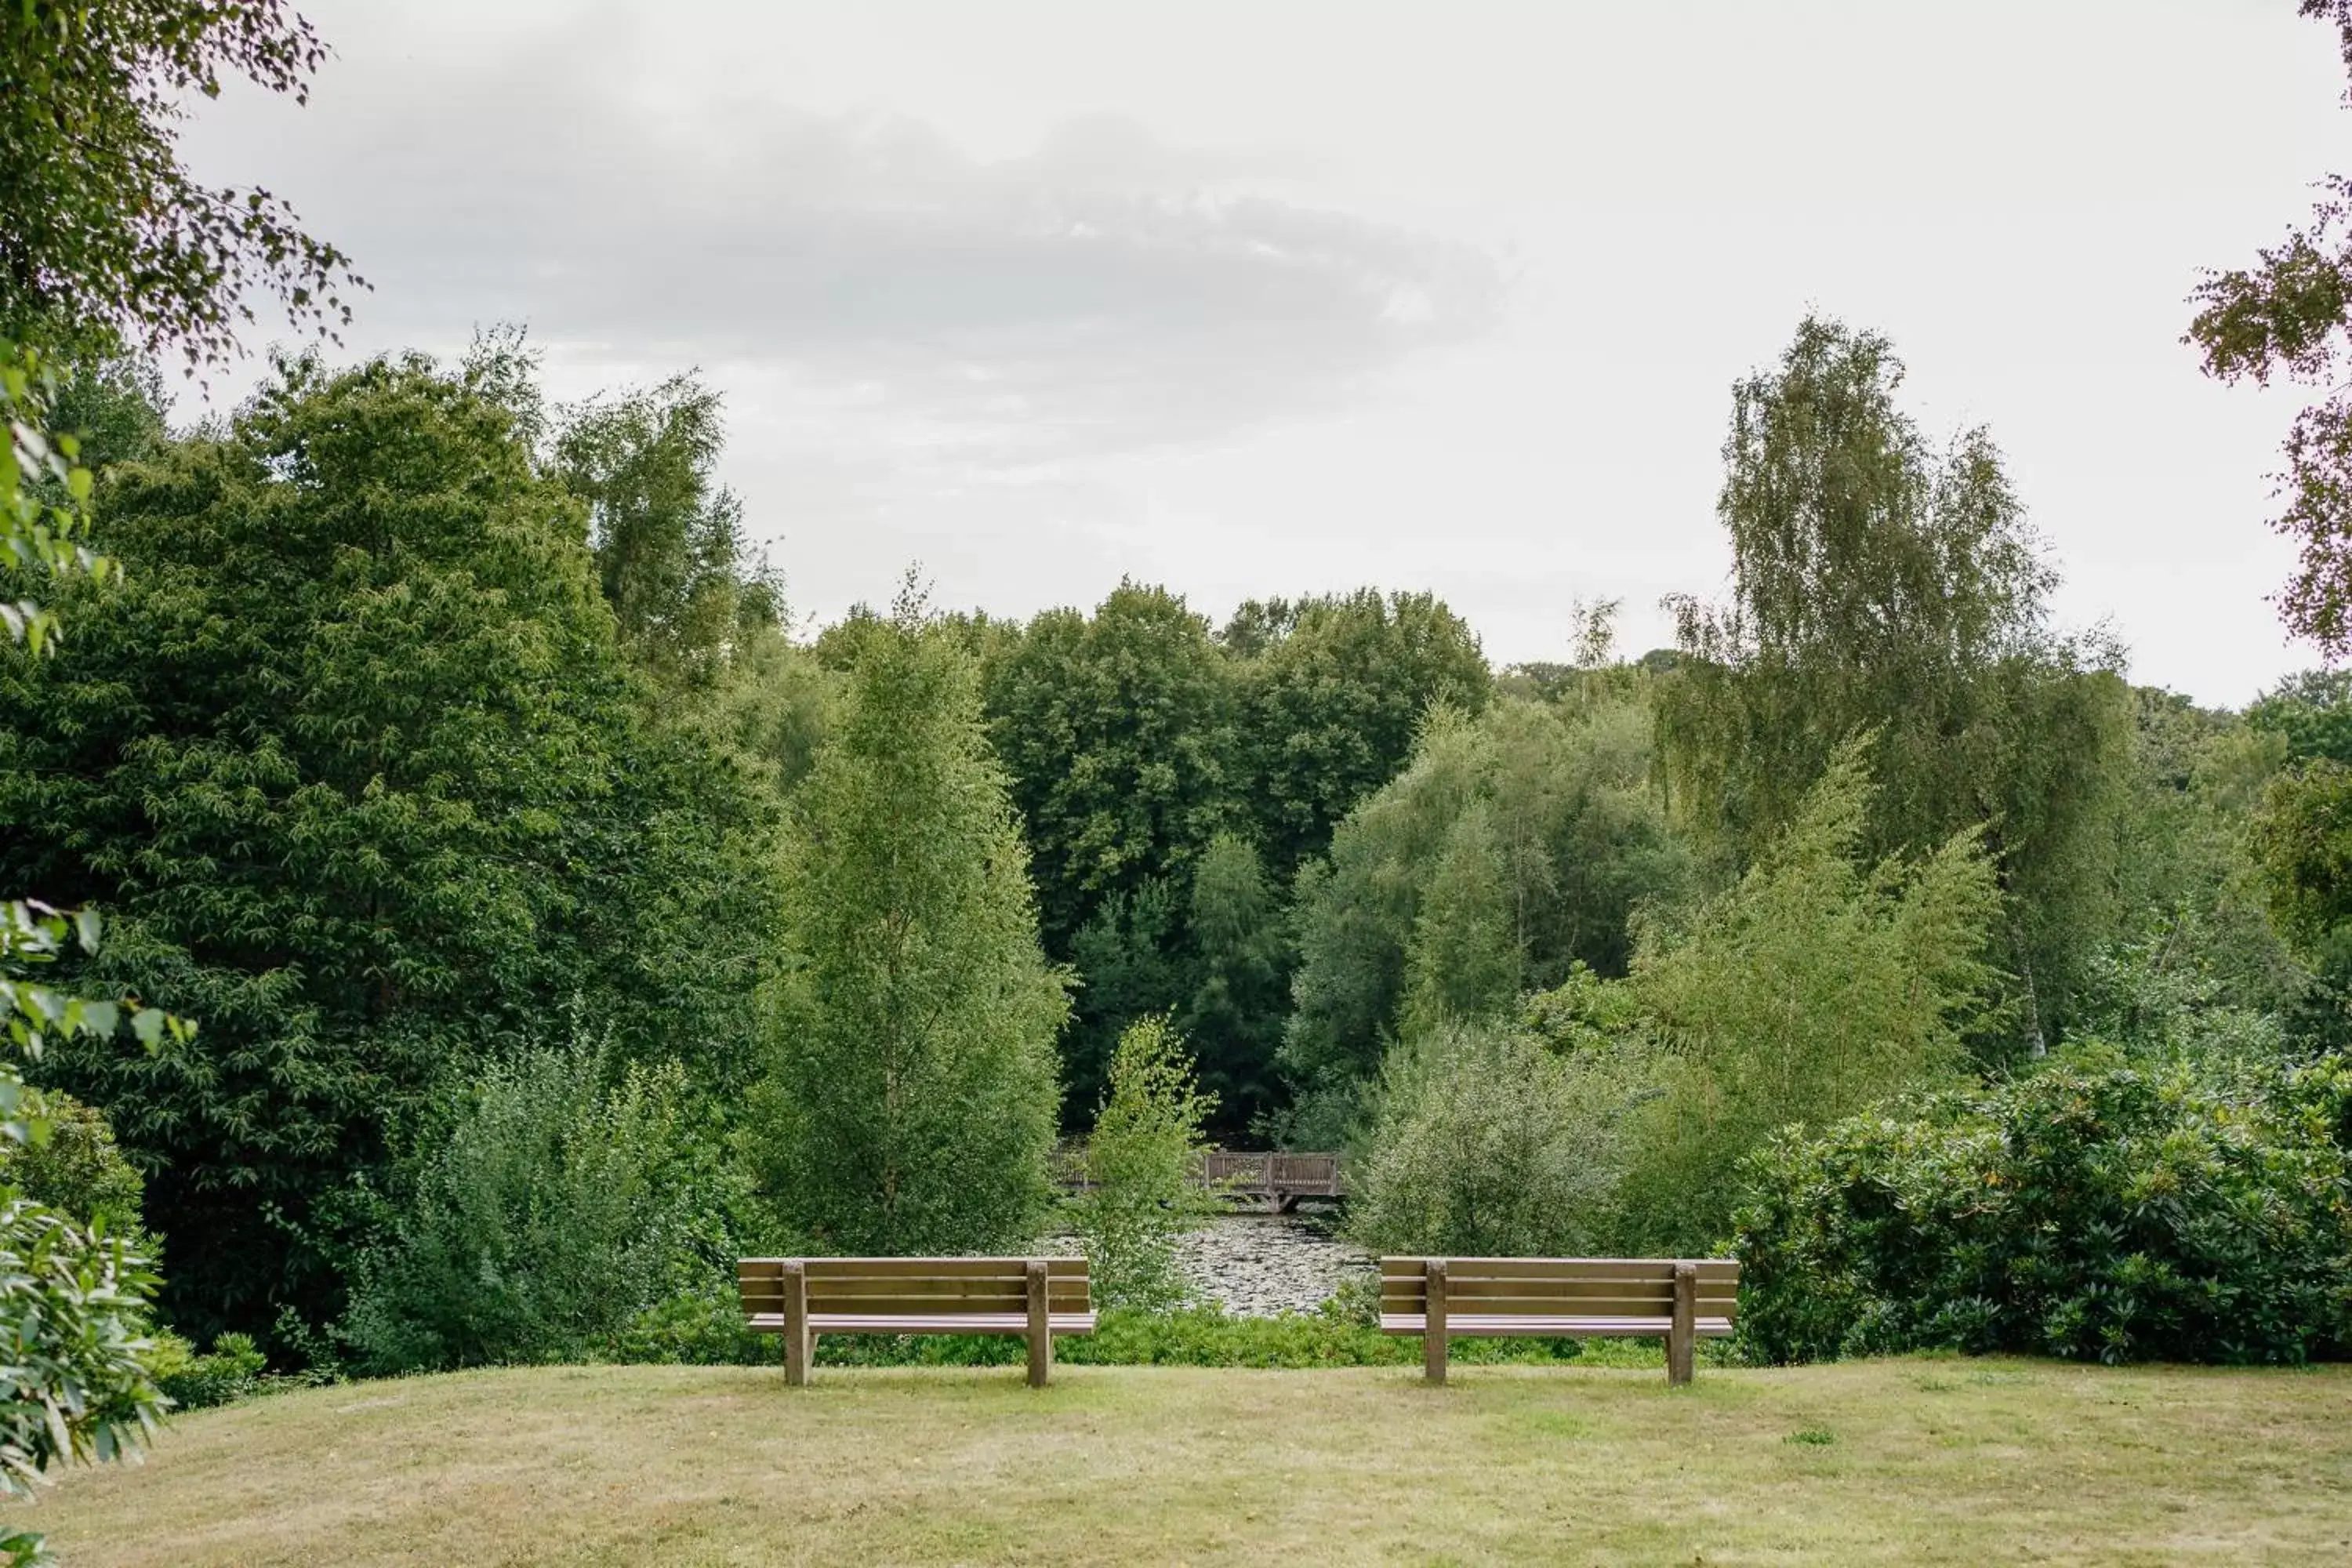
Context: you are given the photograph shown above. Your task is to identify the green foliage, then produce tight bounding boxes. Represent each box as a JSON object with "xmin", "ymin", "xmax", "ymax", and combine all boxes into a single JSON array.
[
  {"xmin": 2246, "ymin": 670, "xmax": 2352, "ymax": 765},
  {"xmin": 0, "ymin": 1198, "xmax": 162, "ymax": 1503},
  {"xmin": 0, "ymin": 350, "xmax": 787, "ymax": 1345},
  {"xmin": 1618, "ymin": 747, "xmax": 2002, "ymax": 1252},
  {"xmin": 338, "ymin": 1036, "xmax": 742, "ymax": 1375},
  {"xmin": 1069, "ymin": 1016, "xmax": 1222, "ymax": 1310},
  {"xmin": 2106, "ymin": 688, "xmax": 2304, "ymax": 1033},
  {"xmin": 983, "ymin": 582, "xmax": 1237, "ymax": 955},
  {"xmin": 1660, "ymin": 315, "xmax": 2133, "ymax": 1051},
  {"xmin": 0, "ymin": 1091, "xmax": 144, "ymax": 1238},
  {"xmin": 1283, "ymin": 695, "xmax": 1690, "ymax": 1113},
  {"xmin": 1348, "ymin": 1018, "xmax": 1659, "ymax": 1258},
  {"xmin": 1397, "ymin": 803, "xmax": 1520, "ymax": 1037},
  {"xmin": 1064, "ymin": 877, "xmax": 1188, "ymax": 1120},
  {"xmin": 147, "ymin": 1331, "xmax": 264, "ymax": 1411},
  {"xmin": 554, "ymin": 368, "xmax": 778, "ymax": 688},
  {"xmin": 749, "ymin": 586, "xmax": 1069, "ymax": 1254},
  {"xmin": 2253, "ymin": 760, "xmax": 2352, "ymax": 953},
  {"xmin": 1174, "ymin": 833, "xmax": 1292, "ymax": 1134},
  {"xmin": 1733, "ymin": 1055, "xmax": 2352, "ymax": 1365},
  {"xmin": 2187, "ymin": 2, "xmax": 2352, "ymax": 651},
  {"xmin": 0, "ymin": 344, "xmax": 171, "ymax": 1562},
  {"xmin": 1226, "ymin": 589, "xmax": 1493, "ymax": 878},
  {"xmin": 0, "ymin": 1, "xmax": 361, "ymax": 369}
]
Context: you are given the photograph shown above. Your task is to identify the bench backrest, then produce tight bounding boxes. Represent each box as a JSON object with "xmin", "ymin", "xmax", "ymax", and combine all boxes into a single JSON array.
[
  {"xmin": 739, "ymin": 1256, "xmax": 1091, "ymax": 1320},
  {"xmin": 1380, "ymin": 1256, "xmax": 1739, "ymax": 1323}
]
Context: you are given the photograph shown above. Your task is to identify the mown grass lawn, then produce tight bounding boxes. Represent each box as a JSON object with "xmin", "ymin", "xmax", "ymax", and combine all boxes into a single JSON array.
[{"xmin": 36, "ymin": 1356, "xmax": 2352, "ymax": 1565}]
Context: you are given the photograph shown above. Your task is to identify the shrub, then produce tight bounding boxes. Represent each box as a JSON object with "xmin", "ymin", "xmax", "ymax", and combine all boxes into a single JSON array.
[
  {"xmin": 1733, "ymin": 1054, "xmax": 2352, "ymax": 1365},
  {"xmin": 1347, "ymin": 1018, "xmax": 1657, "ymax": 1258},
  {"xmin": 0, "ymin": 1196, "xmax": 163, "ymax": 1494},
  {"xmin": 604, "ymin": 1281, "xmax": 774, "ymax": 1367},
  {"xmin": 1069, "ymin": 1016, "xmax": 1222, "ymax": 1309},
  {"xmin": 0, "ymin": 1091, "xmax": 145, "ymax": 1239},
  {"xmin": 147, "ymin": 1333, "xmax": 266, "ymax": 1410},
  {"xmin": 338, "ymin": 1036, "xmax": 750, "ymax": 1374}
]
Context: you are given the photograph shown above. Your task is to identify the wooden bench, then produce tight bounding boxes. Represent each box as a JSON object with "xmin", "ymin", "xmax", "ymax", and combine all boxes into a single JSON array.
[
  {"xmin": 737, "ymin": 1257, "xmax": 1095, "ymax": 1387},
  {"xmin": 1380, "ymin": 1256, "xmax": 1739, "ymax": 1385}
]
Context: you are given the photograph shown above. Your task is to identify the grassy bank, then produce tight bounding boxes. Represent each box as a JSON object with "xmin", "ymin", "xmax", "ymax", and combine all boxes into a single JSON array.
[{"xmin": 40, "ymin": 1357, "xmax": 2352, "ymax": 1565}]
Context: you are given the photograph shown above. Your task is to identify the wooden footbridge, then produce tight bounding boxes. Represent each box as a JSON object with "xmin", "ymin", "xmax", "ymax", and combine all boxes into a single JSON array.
[
  {"xmin": 1056, "ymin": 1149, "xmax": 1346, "ymax": 1210},
  {"xmin": 1198, "ymin": 1151, "xmax": 1345, "ymax": 1211}
]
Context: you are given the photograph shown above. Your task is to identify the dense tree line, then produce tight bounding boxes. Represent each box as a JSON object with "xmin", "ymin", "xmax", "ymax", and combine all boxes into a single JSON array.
[
  {"xmin": 9, "ymin": 3, "xmax": 2352, "ymax": 1446},
  {"xmin": 8, "ymin": 308, "xmax": 2343, "ymax": 1370}
]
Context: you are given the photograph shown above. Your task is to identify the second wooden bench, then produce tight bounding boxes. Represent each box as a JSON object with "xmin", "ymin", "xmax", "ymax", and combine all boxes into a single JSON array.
[
  {"xmin": 738, "ymin": 1256, "xmax": 1095, "ymax": 1387},
  {"xmin": 1380, "ymin": 1255, "xmax": 1739, "ymax": 1385}
]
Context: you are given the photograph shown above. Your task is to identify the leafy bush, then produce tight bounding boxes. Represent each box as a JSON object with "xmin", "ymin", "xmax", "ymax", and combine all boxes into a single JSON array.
[
  {"xmin": 0, "ymin": 1197, "xmax": 163, "ymax": 1492},
  {"xmin": 339, "ymin": 1036, "xmax": 751, "ymax": 1374},
  {"xmin": 1733, "ymin": 1055, "xmax": 2352, "ymax": 1365},
  {"xmin": 147, "ymin": 1332, "xmax": 266, "ymax": 1410},
  {"xmin": 1348, "ymin": 1018, "xmax": 1657, "ymax": 1258},
  {"xmin": 604, "ymin": 1281, "xmax": 774, "ymax": 1367},
  {"xmin": 0, "ymin": 1091, "xmax": 144, "ymax": 1237},
  {"xmin": 1069, "ymin": 1016, "xmax": 1222, "ymax": 1309}
]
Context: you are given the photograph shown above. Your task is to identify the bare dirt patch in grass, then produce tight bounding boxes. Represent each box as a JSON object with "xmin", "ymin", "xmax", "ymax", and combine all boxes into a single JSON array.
[{"xmin": 37, "ymin": 1357, "xmax": 2352, "ymax": 1565}]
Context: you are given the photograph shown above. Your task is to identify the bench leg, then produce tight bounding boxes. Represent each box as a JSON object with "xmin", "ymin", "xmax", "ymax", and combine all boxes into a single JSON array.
[
  {"xmin": 1424, "ymin": 1260, "xmax": 1449, "ymax": 1385},
  {"xmin": 782, "ymin": 1261, "xmax": 810, "ymax": 1387},
  {"xmin": 1026, "ymin": 1259, "xmax": 1053, "ymax": 1388},
  {"xmin": 1667, "ymin": 1261, "xmax": 1696, "ymax": 1387}
]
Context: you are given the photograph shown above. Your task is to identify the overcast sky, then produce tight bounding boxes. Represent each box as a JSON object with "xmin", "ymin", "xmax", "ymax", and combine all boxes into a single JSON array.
[{"xmin": 179, "ymin": 1, "xmax": 2347, "ymax": 704}]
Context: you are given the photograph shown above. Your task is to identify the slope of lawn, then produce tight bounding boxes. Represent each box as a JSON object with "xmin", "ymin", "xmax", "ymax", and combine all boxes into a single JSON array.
[{"xmin": 38, "ymin": 1357, "xmax": 2352, "ymax": 1566}]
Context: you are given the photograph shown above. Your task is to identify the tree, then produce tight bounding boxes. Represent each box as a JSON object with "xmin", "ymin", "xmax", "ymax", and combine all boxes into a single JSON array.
[
  {"xmin": 749, "ymin": 586, "xmax": 1069, "ymax": 1254},
  {"xmin": 554, "ymin": 370, "xmax": 778, "ymax": 688},
  {"xmin": 1617, "ymin": 746, "xmax": 2002, "ymax": 1252},
  {"xmin": 1225, "ymin": 589, "xmax": 1491, "ymax": 878},
  {"xmin": 1660, "ymin": 316, "xmax": 2132, "ymax": 1051},
  {"xmin": 0, "ymin": 346, "xmax": 167, "ymax": 1567},
  {"xmin": 1063, "ymin": 878, "xmax": 1187, "ymax": 1123},
  {"xmin": 1174, "ymin": 833, "xmax": 1292, "ymax": 1138},
  {"xmin": 1281, "ymin": 695, "xmax": 1690, "ymax": 1120},
  {"xmin": 0, "ymin": 2, "xmax": 360, "ymax": 368},
  {"xmin": 2186, "ymin": 2, "xmax": 2352, "ymax": 652},
  {"xmin": 982, "ymin": 583, "xmax": 1237, "ymax": 956},
  {"xmin": 1396, "ymin": 804, "xmax": 1520, "ymax": 1038},
  {"xmin": 1067, "ymin": 1015, "xmax": 1220, "ymax": 1310},
  {"xmin": 1, "ymin": 352, "xmax": 789, "ymax": 1345}
]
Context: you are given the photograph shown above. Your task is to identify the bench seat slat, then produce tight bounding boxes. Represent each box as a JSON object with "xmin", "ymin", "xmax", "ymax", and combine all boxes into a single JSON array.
[
  {"xmin": 748, "ymin": 1312, "xmax": 1098, "ymax": 1335},
  {"xmin": 740, "ymin": 1257, "xmax": 1088, "ymax": 1279},
  {"xmin": 782, "ymin": 1294, "xmax": 1091, "ymax": 1316},
  {"xmin": 1381, "ymin": 1275, "xmax": 1737, "ymax": 1302},
  {"xmin": 1379, "ymin": 1312, "xmax": 1735, "ymax": 1338},
  {"xmin": 1379, "ymin": 1257, "xmax": 1739, "ymax": 1283},
  {"xmin": 1383, "ymin": 1298, "xmax": 1740, "ymax": 1316}
]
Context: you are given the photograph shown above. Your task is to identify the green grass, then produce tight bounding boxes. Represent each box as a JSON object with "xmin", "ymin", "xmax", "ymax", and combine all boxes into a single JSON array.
[{"xmin": 35, "ymin": 1356, "xmax": 2352, "ymax": 1565}]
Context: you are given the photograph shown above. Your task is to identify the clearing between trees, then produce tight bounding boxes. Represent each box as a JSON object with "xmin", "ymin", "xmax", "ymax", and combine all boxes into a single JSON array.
[{"xmin": 40, "ymin": 1359, "xmax": 2352, "ymax": 1566}]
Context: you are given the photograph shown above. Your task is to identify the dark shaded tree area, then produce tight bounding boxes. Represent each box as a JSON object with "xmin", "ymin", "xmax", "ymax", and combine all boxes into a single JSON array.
[
  {"xmin": 971, "ymin": 583, "xmax": 1490, "ymax": 1132},
  {"xmin": 0, "ymin": 354, "xmax": 793, "ymax": 1344}
]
